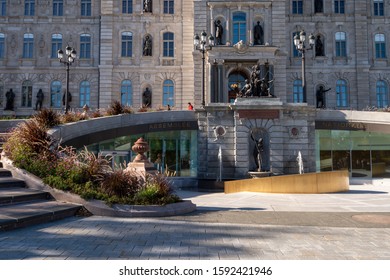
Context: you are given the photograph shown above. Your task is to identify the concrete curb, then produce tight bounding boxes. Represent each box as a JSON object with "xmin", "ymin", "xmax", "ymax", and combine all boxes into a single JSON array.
[{"xmin": 1, "ymin": 156, "xmax": 197, "ymax": 217}]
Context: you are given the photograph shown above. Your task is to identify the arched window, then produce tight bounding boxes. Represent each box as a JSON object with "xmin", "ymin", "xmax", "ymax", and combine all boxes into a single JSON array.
[
  {"xmin": 0, "ymin": 33, "xmax": 4, "ymax": 58},
  {"xmin": 121, "ymin": 32, "xmax": 133, "ymax": 57},
  {"xmin": 232, "ymin": 12, "xmax": 246, "ymax": 44},
  {"xmin": 376, "ymin": 80, "xmax": 388, "ymax": 108},
  {"xmin": 80, "ymin": 81, "xmax": 90, "ymax": 107},
  {"xmin": 336, "ymin": 79, "xmax": 348, "ymax": 107},
  {"xmin": 375, "ymin": 34, "xmax": 386, "ymax": 59},
  {"xmin": 163, "ymin": 32, "xmax": 174, "ymax": 57},
  {"xmin": 121, "ymin": 80, "xmax": 132, "ymax": 106},
  {"xmin": 293, "ymin": 79, "xmax": 303, "ymax": 103},
  {"xmin": 163, "ymin": 79, "xmax": 174, "ymax": 106},
  {"xmin": 23, "ymin": 33, "xmax": 34, "ymax": 58},
  {"xmin": 21, "ymin": 80, "xmax": 33, "ymax": 107},
  {"xmin": 80, "ymin": 34, "xmax": 91, "ymax": 59},
  {"xmin": 335, "ymin": 32, "xmax": 346, "ymax": 57},
  {"xmin": 51, "ymin": 80, "xmax": 62, "ymax": 108},
  {"xmin": 51, "ymin": 34, "xmax": 62, "ymax": 58}
]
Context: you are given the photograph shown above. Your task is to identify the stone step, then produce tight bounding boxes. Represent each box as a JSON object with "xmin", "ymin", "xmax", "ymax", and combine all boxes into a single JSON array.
[
  {"xmin": 0, "ymin": 177, "xmax": 26, "ymax": 188},
  {"xmin": 0, "ymin": 187, "xmax": 51, "ymax": 205},
  {"xmin": 0, "ymin": 168, "xmax": 12, "ymax": 177},
  {"xmin": 0, "ymin": 200, "xmax": 82, "ymax": 231}
]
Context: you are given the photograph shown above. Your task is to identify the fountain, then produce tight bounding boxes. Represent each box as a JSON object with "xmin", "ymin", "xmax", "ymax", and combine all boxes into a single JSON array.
[
  {"xmin": 297, "ymin": 151, "xmax": 304, "ymax": 174},
  {"xmin": 217, "ymin": 145, "xmax": 222, "ymax": 182}
]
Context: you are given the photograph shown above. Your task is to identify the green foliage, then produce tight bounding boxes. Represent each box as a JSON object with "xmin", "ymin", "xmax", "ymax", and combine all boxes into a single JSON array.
[{"xmin": 3, "ymin": 107, "xmax": 180, "ymax": 206}]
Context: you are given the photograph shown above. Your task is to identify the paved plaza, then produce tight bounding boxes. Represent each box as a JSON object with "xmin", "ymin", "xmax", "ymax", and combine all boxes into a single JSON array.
[{"xmin": 0, "ymin": 181, "xmax": 390, "ymax": 260}]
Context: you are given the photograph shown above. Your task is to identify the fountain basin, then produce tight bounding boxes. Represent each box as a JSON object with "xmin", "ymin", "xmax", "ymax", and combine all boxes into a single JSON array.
[
  {"xmin": 248, "ymin": 171, "xmax": 272, "ymax": 178},
  {"xmin": 225, "ymin": 170, "xmax": 349, "ymax": 194}
]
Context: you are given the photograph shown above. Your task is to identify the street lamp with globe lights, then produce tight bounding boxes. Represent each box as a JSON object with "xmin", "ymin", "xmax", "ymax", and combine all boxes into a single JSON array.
[
  {"xmin": 194, "ymin": 31, "xmax": 214, "ymax": 107},
  {"xmin": 293, "ymin": 31, "xmax": 315, "ymax": 103},
  {"xmin": 57, "ymin": 45, "xmax": 77, "ymax": 114}
]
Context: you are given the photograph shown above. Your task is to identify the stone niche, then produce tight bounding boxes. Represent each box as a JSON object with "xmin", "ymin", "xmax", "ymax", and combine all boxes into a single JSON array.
[{"xmin": 197, "ymin": 98, "xmax": 316, "ymax": 180}]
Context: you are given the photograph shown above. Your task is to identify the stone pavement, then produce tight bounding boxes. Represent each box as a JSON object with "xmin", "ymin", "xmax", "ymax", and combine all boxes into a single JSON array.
[{"xmin": 0, "ymin": 181, "xmax": 389, "ymax": 260}]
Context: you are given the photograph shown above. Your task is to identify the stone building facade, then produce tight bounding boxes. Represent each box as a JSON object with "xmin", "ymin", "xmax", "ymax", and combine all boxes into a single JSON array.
[
  {"xmin": 0, "ymin": 1, "xmax": 388, "ymax": 114},
  {"xmin": 0, "ymin": 1, "xmax": 390, "ymax": 178}
]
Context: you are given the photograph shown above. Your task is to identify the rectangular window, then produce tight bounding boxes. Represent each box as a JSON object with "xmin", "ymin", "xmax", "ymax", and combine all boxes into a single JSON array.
[
  {"xmin": 22, "ymin": 83, "xmax": 33, "ymax": 107},
  {"xmin": 81, "ymin": 0, "xmax": 91, "ymax": 16},
  {"xmin": 51, "ymin": 34, "xmax": 62, "ymax": 58},
  {"xmin": 122, "ymin": 0, "xmax": 132, "ymax": 14},
  {"xmin": 80, "ymin": 34, "xmax": 91, "ymax": 58},
  {"xmin": 0, "ymin": 0, "xmax": 6, "ymax": 16},
  {"xmin": 23, "ymin": 34, "xmax": 34, "ymax": 58},
  {"xmin": 24, "ymin": 0, "xmax": 35, "ymax": 16},
  {"xmin": 335, "ymin": 32, "xmax": 347, "ymax": 57},
  {"xmin": 164, "ymin": 0, "xmax": 174, "ymax": 14},
  {"xmin": 163, "ymin": 32, "xmax": 174, "ymax": 57},
  {"xmin": 0, "ymin": 34, "xmax": 4, "ymax": 58},
  {"xmin": 292, "ymin": 0, "xmax": 303, "ymax": 14},
  {"xmin": 374, "ymin": 0, "xmax": 384, "ymax": 16},
  {"xmin": 375, "ymin": 42, "xmax": 386, "ymax": 59},
  {"xmin": 334, "ymin": 0, "xmax": 345, "ymax": 14},
  {"xmin": 121, "ymin": 32, "xmax": 133, "ymax": 57},
  {"xmin": 53, "ymin": 0, "xmax": 63, "ymax": 16}
]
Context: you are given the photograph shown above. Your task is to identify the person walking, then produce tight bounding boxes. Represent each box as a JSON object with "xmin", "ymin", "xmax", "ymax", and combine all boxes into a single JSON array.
[{"xmin": 187, "ymin": 102, "xmax": 193, "ymax": 110}]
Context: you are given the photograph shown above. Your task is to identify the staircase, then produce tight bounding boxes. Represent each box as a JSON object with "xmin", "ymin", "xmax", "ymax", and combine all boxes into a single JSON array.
[
  {"xmin": 0, "ymin": 133, "xmax": 82, "ymax": 231},
  {"xmin": 0, "ymin": 168, "xmax": 82, "ymax": 231}
]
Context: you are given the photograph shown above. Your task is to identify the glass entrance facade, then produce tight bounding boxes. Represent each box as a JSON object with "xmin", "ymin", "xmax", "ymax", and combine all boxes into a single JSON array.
[
  {"xmin": 85, "ymin": 130, "xmax": 198, "ymax": 177},
  {"xmin": 316, "ymin": 129, "xmax": 390, "ymax": 178}
]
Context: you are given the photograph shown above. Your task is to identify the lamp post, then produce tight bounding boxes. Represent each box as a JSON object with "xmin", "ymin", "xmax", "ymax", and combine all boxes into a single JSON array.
[
  {"xmin": 194, "ymin": 31, "xmax": 214, "ymax": 106},
  {"xmin": 293, "ymin": 31, "xmax": 315, "ymax": 103},
  {"xmin": 57, "ymin": 45, "xmax": 77, "ymax": 114}
]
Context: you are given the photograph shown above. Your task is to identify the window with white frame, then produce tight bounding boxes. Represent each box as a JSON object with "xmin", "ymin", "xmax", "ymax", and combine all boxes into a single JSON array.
[
  {"xmin": 335, "ymin": 32, "xmax": 347, "ymax": 57},
  {"xmin": 80, "ymin": 34, "xmax": 91, "ymax": 59},
  {"xmin": 164, "ymin": 0, "xmax": 174, "ymax": 14},
  {"xmin": 293, "ymin": 79, "xmax": 304, "ymax": 103},
  {"xmin": 24, "ymin": 0, "xmax": 35, "ymax": 16},
  {"xmin": 121, "ymin": 32, "xmax": 133, "ymax": 57},
  {"xmin": 292, "ymin": 1, "xmax": 303, "ymax": 14},
  {"xmin": 374, "ymin": 0, "xmax": 384, "ymax": 16},
  {"xmin": 163, "ymin": 32, "xmax": 174, "ymax": 57},
  {"xmin": 81, "ymin": 0, "xmax": 91, "ymax": 16},
  {"xmin": 375, "ymin": 34, "xmax": 386, "ymax": 59},
  {"xmin": 336, "ymin": 79, "xmax": 348, "ymax": 107},
  {"xmin": 122, "ymin": 0, "xmax": 132, "ymax": 14},
  {"xmin": 121, "ymin": 80, "xmax": 132, "ymax": 106},
  {"xmin": 51, "ymin": 80, "xmax": 62, "ymax": 108},
  {"xmin": 53, "ymin": 0, "xmax": 63, "ymax": 16},
  {"xmin": 376, "ymin": 80, "xmax": 388, "ymax": 108},
  {"xmin": 334, "ymin": 0, "xmax": 345, "ymax": 14},
  {"xmin": 163, "ymin": 79, "xmax": 174, "ymax": 106},
  {"xmin": 80, "ymin": 81, "xmax": 91, "ymax": 107},
  {"xmin": 51, "ymin": 34, "xmax": 62, "ymax": 58},
  {"xmin": 21, "ymin": 80, "xmax": 33, "ymax": 107},
  {"xmin": 23, "ymin": 33, "xmax": 34, "ymax": 58},
  {"xmin": 232, "ymin": 12, "xmax": 246, "ymax": 44}
]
